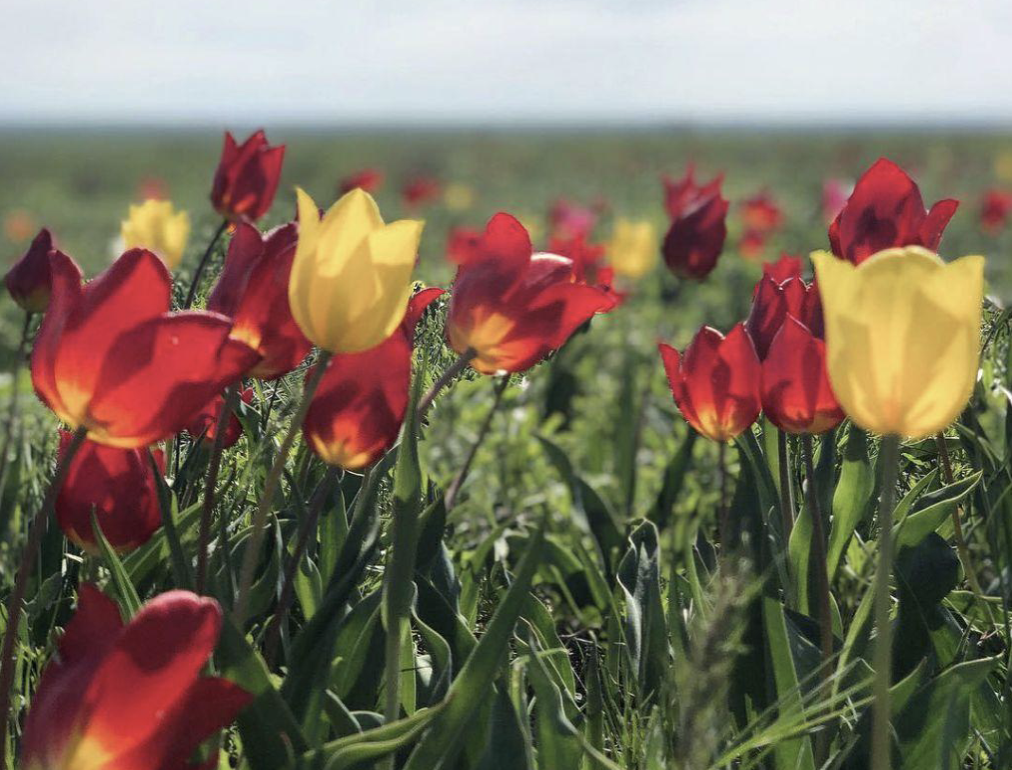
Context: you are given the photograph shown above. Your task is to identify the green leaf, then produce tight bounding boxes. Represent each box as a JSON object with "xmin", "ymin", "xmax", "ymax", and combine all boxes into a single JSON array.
[
  {"xmin": 525, "ymin": 630, "xmax": 583, "ymax": 770},
  {"xmin": 91, "ymin": 514, "xmax": 141, "ymax": 619},
  {"xmin": 827, "ymin": 424, "xmax": 874, "ymax": 581},
  {"xmin": 894, "ymin": 471, "xmax": 982, "ymax": 549},
  {"xmin": 477, "ymin": 683, "xmax": 535, "ymax": 770}
]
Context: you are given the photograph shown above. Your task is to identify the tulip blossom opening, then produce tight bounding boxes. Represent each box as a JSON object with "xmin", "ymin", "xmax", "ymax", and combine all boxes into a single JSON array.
[
  {"xmin": 20, "ymin": 585, "xmax": 251, "ymax": 770},
  {"xmin": 446, "ymin": 213, "xmax": 618, "ymax": 375},
  {"xmin": 120, "ymin": 200, "xmax": 191, "ymax": 270},
  {"xmin": 32, "ymin": 248, "xmax": 259, "ymax": 448},
  {"xmin": 661, "ymin": 167, "xmax": 729, "ymax": 280},
  {"xmin": 659, "ymin": 323, "xmax": 762, "ymax": 442},
  {"xmin": 812, "ymin": 246, "xmax": 984, "ymax": 438},
  {"xmin": 211, "ymin": 129, "xmax": 285, "ymax": 223},
  {"xmin": 762, "ymin": 253, "xmax": 803, "ymax": 284},
  {"xmin": 745, "ymin": 273, "xmax": 823, "ymax": 360},
  {"xmin": 4, "ymin": 228, "xmax": 73, "ymax": 313}
]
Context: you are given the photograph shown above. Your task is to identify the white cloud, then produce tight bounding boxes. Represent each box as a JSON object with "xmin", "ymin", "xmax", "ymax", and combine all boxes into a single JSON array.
[{"xmin": 2, "ymin": 0, "xmax": 1011, "ymax": 124}]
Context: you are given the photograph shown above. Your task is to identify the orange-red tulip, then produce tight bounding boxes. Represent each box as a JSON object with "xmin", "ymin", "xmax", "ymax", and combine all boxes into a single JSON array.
[
  {"xmin": 21, "ymin": 585, "xmax": 250, "ymax": 770},
  {"xmin": 185, "ymin": 387, "xmax": 254, "ymax": 449},
  {"xmin": 32, "ymin": 249, "xmax": 259, "ymax": 448},
  {"xmin": 828, "ymin": 158, "xmax": 958, "ymax": 264},
  {"xmin": 207, "ymin": 222, "xmax": 311, "ymax": 380},
  {"xmin": 659, "ymin": 324, "xmax": 761, "ymax": 442},
  {"xmin": 547, "ymin": 233, "xmax": 613, "ymax": 288},
  {"xmin": 210, "ymin": 129, "xmax": 285, "ymax": 223},
  {"xmin": 661, "ymin": 167, "xmax": 729, "ymax": 280},
  {"xmin": 55, "ymin": 432, "xmax": 165, "ymax": 553},
  {"xmin": 980, "ymin": 188, "xmax": 1012, "ymax": 234},
  {"xmin": 339, "ymin": 168, "xmax": 385, "ymax": 195},
  {"xmin": 446, "ymin": 226, "xmax": 483, "ymax": 264},
  {"xmin": 447, "ymin": 214, "xmax": 617, "ymax": 375},
  {"xmin": 4, "ymin": 229, "xmax": 76, "ymax": 314},
  {"xmin": 760, "ymin": 316, "xmax": 843, "ymax": 435},
  {"xmin": 304, "ymin": 289, "xmax": 443, "ymax": 469}
]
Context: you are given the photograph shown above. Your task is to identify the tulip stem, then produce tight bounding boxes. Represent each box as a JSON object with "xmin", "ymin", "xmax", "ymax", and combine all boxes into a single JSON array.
[
  {"xmin": 183, "ymin": 218, "xmax": 228, "ymax": 310},
  {"xmin": 444, "ymin": 375, "xmax": 509, "ymax": 510},
  {"xmin": 416, "ymin": 347, "xmax": 476, "ymax": 422},
  {"xmin": 196, "ymin": 386, "xmax": 238, "ymax": 595},
  {"xmin": 0, "ymin": 425, "xmax": 87, "ymax": 766},
  {"xmin": 777, "ymin": 430, "xmax": 795, "ymax": 547},
  {"xmin": 718, "ymin": 440, "xmax": 730, "ymax": 551},
  {"xmin": 264, "ymin": 465, "xmax": 340, "ymax": 667},
  {"xmin": 801, "ymin": 433, "xmax": 833, "ymax": 760},
  {"xmin": 871, "ymin": 434, "xmax": 900, "ymax": 770},
  {"xmin": 234, "ymin": 351, "xmax": 332, "ymax": 626},
  {"xmin": 934, "ymin": 432, "xmax": 983, "ymax": 596},
  {"xmin": 0, "ymin": 313, "xmax": 33, "ymax": 504}
]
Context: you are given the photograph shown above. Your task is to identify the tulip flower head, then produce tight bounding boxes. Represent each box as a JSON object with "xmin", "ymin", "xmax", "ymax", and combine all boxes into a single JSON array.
[
  {"xmin": 5, "ymin": 228, "xmax": 73, "ymax": 313},
  {"xmin": 186, "ymin": 388, "xmax": 254, "ymax": 449},
  {"xmin": 980, "ymin": 189, "xmax": 1012, "ymax": 234},
  {"xmin": 207, "ymin": 222, "xmax": 312, "ymax": 379},
  {"xmin": 304, "ymin": 288, "xmax": 443, "ymax": 469},
  {"xmin": 547, "ymin": 233, "xmax": 612, "ymax": 288},
  {"xmin": 548, "ymin": 198, "xmax": 597, "ymax": 239},
  {"xmin": 659, "ymin": 324, "xmax": 762, "ymax": 442},
  {"xmin": 55, "ymin": 432, "xmax": 165, "ymax": 553},
  {"xmin": 661, "ymin": 167, "xmax": 729, "ymax": 280},
  {"xmin": 760, "ymin": 316, "xmax": 843, "ymax": 434},
  {"xmin": 828, "ymin": 158, "xmax": 958, "ymax": 265},
  {"xmin": 211, "ymin": 129, "xmax": 285, "ymax": 223},
  {"xmin": 607, "ymin": 218, "xmax": 658, "ymax": 280},
  {"xmin": 762, "ymin": 253, "xmax": 803, "ymax": 284},
  {"xmin": 401, "ymin": 176, "xmax": 442, "ymax": 210},
  {"xmin": 120, "ymin": 199, "xmax": 190, "ymax": 270},
  {"xmin": 289, "ymin": 188, "xmax": 423, "ymax": 354},
  {"xmin": 339, "ymin": 168, "xmax": 385, "ymax": 195},
  {"xmin": 21, "ymin": 585, "xmax": 250, "ymax": 770},
  {"xmin": 447, "ymin": 213, "xmax": 618, "ymax": 375},
  {"xmin": 746, "ymin": 273, "xmax": 823, "ymax": 360},
  {"xmin": 32, "ymin": 249, "xmax": 259, "ymax": 448},
  {"xmin": 812, "ymin": 247, "xmax": 984, "ymax": 438}
]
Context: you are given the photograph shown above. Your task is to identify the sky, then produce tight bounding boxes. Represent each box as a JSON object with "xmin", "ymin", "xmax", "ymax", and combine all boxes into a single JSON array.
[{"xmin": 3, "ymin": 0, "xmax": 1012, "ymax": 127}]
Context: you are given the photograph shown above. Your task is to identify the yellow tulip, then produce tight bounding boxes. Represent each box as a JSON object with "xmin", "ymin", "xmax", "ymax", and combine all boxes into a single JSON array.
[
  {"xmin": 289, "ymin": 188, "xmax": 423, "ymax": 354},
  {"xmin": 120, "ymin": 199, "xmax": 190, "ymax": 269},
  {"xmin": 608, "ymin": 218, "xmax": 658, "ymax": 279},
  {"xmin": 812, "ymin": 246, "xmax": 984, "ymax": 439},
  {"xmin": 443, "ymin": 182, "xmax": 475, "ymax": 212}
]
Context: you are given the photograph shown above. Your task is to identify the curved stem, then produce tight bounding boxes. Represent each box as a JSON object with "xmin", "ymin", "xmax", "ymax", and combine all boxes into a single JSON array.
[
  {"xmin": 718, "ymin": 441, "xmax": 730, "ymax": 551},
  {"xmin": 0, "ymin": 426, "xmax": 87, "ymax": 765},
  {"xmin": 183, "ymin": 219, "xmax": 228, "ymax": 310},
  {"xmin": 0, "ymin": 314, "xmax": 33, "ymax": 501},
  {"xmin": 935, "ymin": 432, "xmax": 984, "ymax": 595},
  {"xmin": 234, "ymin": 351, "xmax": 331, "ymax": 626},
  {"xmin": 264, "ymin": 466, "xmax": 340, "ymax": 666},
  {"xmin": 416, "ymin": 348, "xmax": 476, "ymax": 422},
  {"xmin": 777, "ymin": 430, "xmax": 795, "ymax": 549},
  {"xmin": 444, "ymin": 375, "xmax": 509, "ymax": 510},
  {"xmin": 871, "ymin": 434, "xmax": 900, "ymax": 770},
  {"xmin": 196, "ymin": 386, "xmax": 238, "ymax": 594}
]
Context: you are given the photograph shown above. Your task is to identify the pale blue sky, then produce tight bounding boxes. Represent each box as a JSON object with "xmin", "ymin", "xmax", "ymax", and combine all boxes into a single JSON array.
[{"xmin": 3, "ymin": 0, "xmax": 1011, "ymax": 126}]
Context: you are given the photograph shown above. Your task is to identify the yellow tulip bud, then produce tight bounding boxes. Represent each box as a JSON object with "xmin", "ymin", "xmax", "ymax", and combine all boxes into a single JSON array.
[
  {"xmin": 120, "ymin": 199, "xmax": 190, "ymax": 269},
  {"xmin": 608, "ymin": 218, "xmax": 658, "ymax": 279},
  {"xmin": 289, "ymin": 188, "xmax": 423, "ymax": 354},
  {"xmin": 812, "ymin": 246, "xmax": 984, "ymax": 439}
]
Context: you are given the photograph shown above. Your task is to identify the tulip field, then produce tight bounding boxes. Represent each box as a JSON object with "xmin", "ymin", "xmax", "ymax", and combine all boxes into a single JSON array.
[{"xmin": 4, "ymin": 128, "xmax": 1012, "ymax": 770}]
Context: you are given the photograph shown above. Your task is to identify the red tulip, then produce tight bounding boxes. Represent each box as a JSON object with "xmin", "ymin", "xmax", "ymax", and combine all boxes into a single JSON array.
[
  {"xmin": 4, "ymin": 229, "xmax": 77, "ymax": 314},
  {"xmin": 547, "ymin": 198, "xmax": 597, "ymax": 239},
  {"xmin": 21, "ymin": 585, "xmax": 250, "ymax": 770},
  {"xmin": 210, "ymin": 129, "xmax": 285, "ymax": 223},
  {"xmin": 745, "ymin": 274, "xmax": 823, "ymax": 360},
  {"xmin": 739, "ymin": 229, "xmax": 767, "ymax": 260},
  {"xmin": 206, "ymin": 223, "xmax": 312, "ymax": 380},
  {"xmin": 761, "ymin": 316, "xmax": 843, "ymax": 434},
  {"xmin": 447, "ymin": 213, "xmax": 618, "ymax": 375},
  {"xmin": 762, "ymin": 253, "xmax": 803, "ymax": 283},
  {"xmin": 659, "ymin": 323, "xmax": 761, "ymax": 442},
  {"xmin": 446, "ymin": 226, "xmax": 484, "ymax": 264},
  {"xmin": 740, "ymin": 192, "xmax": 783, "ymax": 233},
  {"xmin": 547, "ymin": 233, "xmax": 611, "ymax": 287},
  {"xmin": 304, "ymin": 288, "xmax": 443, "ymax": 469},
  {"xmin": 186, "ymin": 387, "xmax": 254, "ymax": 449},
  {"xmin": 980, "ymin": 188, "xmax": 1012, "ymax": 234},
  {"xmin": 55, "ymin": 432, "xmax": 165, "ymax": 553},
  {"xmin": 661, "ymin": 167, "xmax": 729, "ymax": 280},
  {"xmin": 401, "ymin": 176, "xmax": 442, "ymax": 209},
  {"xmin": 32, "ymin": 249, "xmax": 259, "ymax": 448},
  {"xmin": 339, "ymin": 168, "xmax": 385, "ymax": 195},
  {"xmin": 828, "ymin": 158, "xmax": 958, "ymax": 264}
]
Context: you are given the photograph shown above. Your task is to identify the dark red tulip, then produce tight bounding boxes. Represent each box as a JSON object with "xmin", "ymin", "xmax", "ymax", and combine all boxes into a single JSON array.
[
  {"xmin": 762, "ymin": 253, "xmax": 803, "ymax": 283},
  {"xmin": 210, "ymin": 129, "xmax": 285, "ymax": 223},
  {"xmin": 746, "ymin": 274, "xmax": 823, "ymax": 360},
  {"xmin": 761, "ymin": 316, "xmax": 843, "ymax": 434},
  {"xmin": 828, "ymin": 157, "xmax": 958, "ymax": 264},
  {"xmin": 339, "ymin": 168, "xmax": 385, "ymax": 195},
  {"xmin": 4, "ymin": 229, "xmax": 78, "ymax": 313},
  {"xmin": 186, "ymin": 387, "xmax": 254, "ymax": 449},
  {"xmin": 401, "ymin": 176, "xmax": 442, "ymax": 209},
  {"xmin": 661, "ymin": 167, "xmax": 729, "ymax": 280},
  {"xmin": 980, "ymin": 188, "xmax": 1012, "ymax": 234},
  {"xmin": 446, "ymin": 226, "xmax": 484, "ymax": 264},
  {"xmin": 659, "ymin": 323, "xmax": 761, "ymax": 442},
  {"xmin": 304, "ymin": 289, "xmax": 443, "ymax": 469},
  {"xmin": 547, "ymin": 198, "xmax": 597, "ymax": 239},
  {"xmin": 21, "ymin": 585, "xmax": 250, "ymax": 770},
  {"xmin": 32, "ymin": 248, "xmax": 259, "ymax": 448},
  {"xmin": 447, "ymin": 214, "xmax": 618, "ymax": 374},
  {"xmin": 55, "ymin": 432, "xmax": 165, "ymax": 553},
  {"xmin": 206, "ymin": 222, "xmax": 311, "ymax": 380}
]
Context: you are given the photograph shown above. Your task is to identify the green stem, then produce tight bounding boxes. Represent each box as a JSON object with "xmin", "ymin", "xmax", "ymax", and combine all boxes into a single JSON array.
[
  {"xmin": 935, "ymin": 432, "xmax": 984, "ymax": 596},
  {"xmin": 871, "ymin": 434, "xmax": 900, "ymax": 770},
  {"xmin": 183, "ymin": 219, "xmax": 229, "ymax": 309},
  {"xmin": 777, "ymin": 430, "xmax": 795, "ymax": 550},
  {"xmin": 196, "ymin": 386, "xmax": 238, "ymax": 594},
  {"xmin": 0, "ymin": 426, "xmax": 87, "ymax": 766},
  {"xmin": 416, "ymin": 347, "xmax": 476, "ymax": 421},
  {"xmin": 717, "ymin": 440, "xmax": 730, "ymax": 552},
  {"xmin": 233, "ymin": 351, "xmax": 332, "ymax": 625},
  {"xmin": 444, "ymin": 376, "xmax": 509, "ymax": 510}
]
